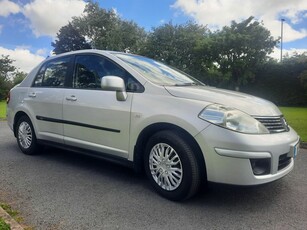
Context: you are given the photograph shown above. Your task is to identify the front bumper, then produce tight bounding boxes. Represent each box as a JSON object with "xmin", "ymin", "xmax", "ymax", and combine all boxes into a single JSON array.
[{"xmin": 195, "ymin": 125, "xmax": 299, "ymax": 185}]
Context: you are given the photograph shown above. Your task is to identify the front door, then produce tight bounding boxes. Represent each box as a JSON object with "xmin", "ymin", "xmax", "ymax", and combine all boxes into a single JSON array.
[{"xmin": 63, "ymin": 54, "xmax": 134, "ymax": 158}]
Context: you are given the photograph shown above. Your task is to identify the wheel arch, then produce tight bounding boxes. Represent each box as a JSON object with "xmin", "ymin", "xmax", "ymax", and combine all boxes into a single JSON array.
[
  {"xmin": 133, "ymin": 122, "xmax": 207, "ymax": 180},
  {"xmin": 13, "ymin": 111, "xmax": 31, "ymax": 137}
]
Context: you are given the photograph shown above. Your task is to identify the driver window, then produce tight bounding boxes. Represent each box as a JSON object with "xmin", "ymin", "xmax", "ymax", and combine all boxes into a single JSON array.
[
  {"xmin": 74, "ymin": 55, "xmax": 101, "ymax": 89},
  {"xmin": 73, "ymin": 54, "xmax": 143, "ymax": 92}
]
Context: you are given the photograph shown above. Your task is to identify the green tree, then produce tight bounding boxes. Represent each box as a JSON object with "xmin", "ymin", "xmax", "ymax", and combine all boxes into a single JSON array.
[
  {"xmin": 51, "ymin": 22, "xmax": 91, "ymax": 54},
  {"xmin": 141, "ymin": 22, "xmax": 209, "ymax": 79},
  {"xmin": 0, "ymin": 55, "xmax": 16, "ymax": 80},
  {"xmin": 0, "ymin": 55, "xmax": 15, "ymax": 100},
  {"xmin": 12, "ymin": 71, "xmax": 27, "ymax": 86},
  {"xmin": 72, "ymin": 2, "xmax": 146, "ymax": 52},
  {"xmin": 243, "ymin": 54, "xmax": 307, "ymax": 106},
  {"xmin": 208, "ymin": 16, "xmax": 277, "ymax": 89},
  {"xmin": 284, "ymin": 52, "xmax": 307, "ymax": 86},
  {"xmin": 299, "ymin": 70, "xmax": 307, "ymax": 90}
]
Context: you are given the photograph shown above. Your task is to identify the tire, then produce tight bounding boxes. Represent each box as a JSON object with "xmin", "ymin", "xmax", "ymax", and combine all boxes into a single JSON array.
[
  {"xmin": 16, "ymin": 115, "xmax": 40, "ymax": 155},
  {"xmin": 144, "ymin": 130, "xmax": 202, "ymax": 201}
]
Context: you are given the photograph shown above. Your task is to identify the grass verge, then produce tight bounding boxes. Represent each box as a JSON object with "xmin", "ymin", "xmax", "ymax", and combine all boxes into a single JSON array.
[
  {"xmin": 0, "ymin": 100, "xmax": 6, "ymax": 120},
  {"xmin": 0, "ymin": 217, "xmax": 10, "ymax": 230},
  {"xmin": 280, "ymin": 107, "xmax": 307, "ymax": 142},
  {"xmin": 0, "ymin": 203, "xmax": 22, "ymax": 223},
  {"xmin": 0, "ymin": 203, "xmax": 33, "ymax": 230}
]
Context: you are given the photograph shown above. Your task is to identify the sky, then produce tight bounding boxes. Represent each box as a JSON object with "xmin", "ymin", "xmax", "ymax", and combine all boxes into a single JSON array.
[{"xmin": 0, "ymin": 0, "xmax": 307, "ymax": 73}]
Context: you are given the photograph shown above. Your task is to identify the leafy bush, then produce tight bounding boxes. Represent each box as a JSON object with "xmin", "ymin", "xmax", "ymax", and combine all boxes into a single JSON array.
[{"xmin": 240, "ymin": 56, "xmax": 307, "ymax": 106}]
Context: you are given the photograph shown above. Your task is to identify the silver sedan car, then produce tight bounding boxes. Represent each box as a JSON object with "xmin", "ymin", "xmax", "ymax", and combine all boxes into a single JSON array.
[{"xmin": 7, "ymin": 50, "xmax": 300, "ymax": 201}]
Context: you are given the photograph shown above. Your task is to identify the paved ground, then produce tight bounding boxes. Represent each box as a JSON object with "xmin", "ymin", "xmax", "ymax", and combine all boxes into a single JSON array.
[{"xmin": 0, "ymin": 121, "xmax": 306, "ymax": 230}]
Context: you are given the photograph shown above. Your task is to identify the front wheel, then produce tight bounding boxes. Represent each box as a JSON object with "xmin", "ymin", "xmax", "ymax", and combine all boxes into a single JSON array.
[
  {"xmin": 144, "ymin": 130, "xmax": 202, "ymax": 201},
  {"xmin": 16, "ymin": 116, "xmax": 40, "ymax": 155}
]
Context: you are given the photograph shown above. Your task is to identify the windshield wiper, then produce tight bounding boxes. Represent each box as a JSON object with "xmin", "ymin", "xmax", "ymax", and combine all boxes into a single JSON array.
[{"xmin": 174, "ymin": 82, "xmax": 199, "ymax": 86}]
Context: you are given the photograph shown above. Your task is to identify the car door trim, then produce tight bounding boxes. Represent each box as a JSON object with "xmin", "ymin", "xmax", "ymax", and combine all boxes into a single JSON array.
[{"xmin": 36, "ymin": 116, "xmax": 121, "ymax": 133}]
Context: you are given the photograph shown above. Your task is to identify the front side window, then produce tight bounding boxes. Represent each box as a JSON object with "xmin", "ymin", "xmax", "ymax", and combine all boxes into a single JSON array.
[
  {"xmin": 33, "ymin": 57, "xmax": 71, "ymax": 87},
  {"xmin": 73, "ymin": 55, "xmax": 143, "ymax": 92}
]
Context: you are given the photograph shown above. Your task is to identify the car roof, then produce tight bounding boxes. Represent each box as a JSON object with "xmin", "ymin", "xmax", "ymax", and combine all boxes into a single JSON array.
[{"xmin": 49, "ymin": 49, "xmax": 127, "ymax": 59}]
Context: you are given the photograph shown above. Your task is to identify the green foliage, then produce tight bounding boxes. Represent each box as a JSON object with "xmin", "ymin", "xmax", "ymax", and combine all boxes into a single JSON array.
[
  {"xmin": 287, "ymin": 53, "xmax": 307, "ymax": 93},
  {"xmin": 53, "ymin": 4, "xmax": 279, "ymax": 91},
  {"xmin": 0, "ymin": 79, "xmax": 11, "ymax": 101},
  {"xmin": 207, "ymin": 16, "xmax": 277, "ymax": 89},
  {"xmin": 140, "ymin": 22, "xmax": 209, "ymax": 76},
  {"xmin": 0, "ymin": 100, "xmax": 6, "ymax": 119},
  {"xmin": 242, "ymin": 53, "xmax": 307, "ymax": 106},
  {"xmin": 72, "ymin": 2, "xmax": 146, "ymax": 52},
  {"xmin": 0, "ymin": 55, "xmax": 16, "ymax": 81},
  {"xmin": 12, "ymin": 71, "xmax": 27, "ymax": 86},
  {"xmin": 0, "ymin": 55, "xmax": 27, "ymax": 101},
  {"xmin": 138, "ymin": 17, "xmax": 277, "ymax": 90},
  {"xmin": 0, "ymin": 204, "xmax": 19, "ymax": 218},
  {"xmin": 0, "ymin": 217, "xmax": 10, "ymax": 230},
  {"xmin": 298, "ymin": 69, "xmax": 307, "ymax": 89},
  {"xmin": 280, "ymin": 107, "xmax": 307, "ymax": 142},
  {"xmin": 51, "ymin": 22, "xmax": 92, "ymax": 54},
  {"xmin": 0, "ymin": 55, "xmax": 16, "ymax": 100},
  {"xmin": 0, "ymin": 56, "xmax": 28, "ymax": 100},
  {"xmin": 0, "ymin": 203, "xmax": 28, "ymax": 228}
]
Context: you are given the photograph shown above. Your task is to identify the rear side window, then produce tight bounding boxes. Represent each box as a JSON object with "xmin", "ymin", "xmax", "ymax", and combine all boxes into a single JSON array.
[
  {"xmin": 33, "ymin": 57, "xmax": 71, "ymax": 88},
  {"xmin": 73, "ymin": 55, "xmax": 144, "ymax": 92}
]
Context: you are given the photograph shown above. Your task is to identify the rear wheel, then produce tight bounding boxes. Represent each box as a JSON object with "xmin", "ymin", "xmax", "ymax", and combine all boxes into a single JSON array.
[
  {"xmin": 144, "ymin": 130, "xmax": 202, "ymax": 201},
  {"xmin": 16, "ymin": 116, "xmax": 40, "ymax": 155}
]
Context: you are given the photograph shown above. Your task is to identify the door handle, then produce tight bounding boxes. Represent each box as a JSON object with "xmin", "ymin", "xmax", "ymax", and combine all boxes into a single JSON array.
[
  {"xmin": 28, "ymin": 92, "xmax": 36, "ymax": 98},
  {"xmin": 66, "ymin": 95, "xmax": 77, "ymax": 101}
]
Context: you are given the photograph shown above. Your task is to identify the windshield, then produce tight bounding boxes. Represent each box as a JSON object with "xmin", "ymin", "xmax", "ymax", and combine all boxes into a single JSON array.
[{"xmin": 114, "ymin": 53, "xmax": 203, "ymax": 86}]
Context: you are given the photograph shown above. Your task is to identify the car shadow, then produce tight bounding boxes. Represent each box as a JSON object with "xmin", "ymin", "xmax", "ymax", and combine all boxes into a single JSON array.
[
  {"xmin": 37, "ymin": 146, "xmax": 148, "ymax": 184},
  {"xmin": 35, "ymin": 146, "xmax": 290, "ymax": 208}
]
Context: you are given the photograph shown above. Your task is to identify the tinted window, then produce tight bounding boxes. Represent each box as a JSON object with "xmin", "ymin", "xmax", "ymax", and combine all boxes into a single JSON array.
[
  {"xmin": 73, "ymin": 55, "xmax": 143, "ymax": 92},
  {"xmin": 33, "ymin": 57, "xmax": 71, "ymax": 88}
]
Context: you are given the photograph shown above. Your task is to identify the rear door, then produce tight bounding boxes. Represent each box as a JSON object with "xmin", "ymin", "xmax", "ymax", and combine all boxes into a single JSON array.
[
  {"xmin": 63, "ymin": 54, "xmax": 137, "ymax": 158},
  {"xmin": 26, "ymin": 56, "xmax": 73, "ymax": 143}
]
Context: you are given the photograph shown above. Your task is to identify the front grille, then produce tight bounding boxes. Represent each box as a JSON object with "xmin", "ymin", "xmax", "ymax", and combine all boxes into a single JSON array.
[
  {"xmin": 254, "ymin": 116, "xmax": 289, "ymax": 133},
  {"xmin": 278, "ymin": 153, "xmax": 292, "ymax": 171}
]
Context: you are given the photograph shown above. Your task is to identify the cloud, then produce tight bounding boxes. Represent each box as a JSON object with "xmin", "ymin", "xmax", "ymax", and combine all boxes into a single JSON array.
[
  {"xmin": 261, "ymin": 15, "xmax": 307, "ymax": 43},
  {"xmin": 22, "ymin": 0, "xmax": 86, "ymax": 37},
  {"xmin": 36, "ymin": 48, "xmax": 48, "ymax": 56},
  {"xmin": 0, "ymin": 0, "xmax": 20, "ymax": 17},
  {"xmin": 270, "ymin": 47, "xmax": 307, "ymax": 60},
  {"xmin": 0, "ymin": 47, "xmax": 45, "ymax": 73},
  {"xmin": 172, "ymin": 0, "xmax": 307, "ymax": 42}
]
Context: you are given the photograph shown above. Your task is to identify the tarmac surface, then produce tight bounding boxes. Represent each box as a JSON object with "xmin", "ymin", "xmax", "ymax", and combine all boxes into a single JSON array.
[{"xmin": 0, "ymin": 121, "xmax": 306, "ymax": 230}]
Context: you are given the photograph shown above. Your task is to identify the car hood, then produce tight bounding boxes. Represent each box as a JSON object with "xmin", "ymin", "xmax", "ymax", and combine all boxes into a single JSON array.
[{"xmin": 165, "ymin": 86, "xmax": 281, "ymax": 116}]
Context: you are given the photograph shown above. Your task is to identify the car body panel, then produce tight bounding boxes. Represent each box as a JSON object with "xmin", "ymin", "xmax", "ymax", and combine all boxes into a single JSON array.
[
  {"xmin": 195, "ymin": 125, "xmax": 299, "ymax": 185},
  {"xmin": 26, "ymin": 88, "xmax": 65, "ymax": 143},
  {"xmin": 63, "ymin": 88, "xmax": 132, "ymax": 158},
  {"xmin": 165, "ymin": 86, "xmax": 281, "ymax": 116}
]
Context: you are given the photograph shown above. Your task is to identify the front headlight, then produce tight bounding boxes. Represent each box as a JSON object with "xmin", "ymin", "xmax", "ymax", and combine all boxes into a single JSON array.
[{"xmin": 199, "ymin": 104, "xmax": 269, "ymax": 134}]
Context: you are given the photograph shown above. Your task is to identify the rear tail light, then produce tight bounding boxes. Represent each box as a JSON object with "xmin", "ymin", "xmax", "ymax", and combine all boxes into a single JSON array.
[{"xmin": 6, "ymin": 91, "xmax": 10, "ymax": 104}]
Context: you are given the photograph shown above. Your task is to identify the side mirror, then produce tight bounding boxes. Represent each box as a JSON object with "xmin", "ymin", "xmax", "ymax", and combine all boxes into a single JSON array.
[{"xmin": 101, "ymin": 76, "xmax": 127, "ymax": 101}]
